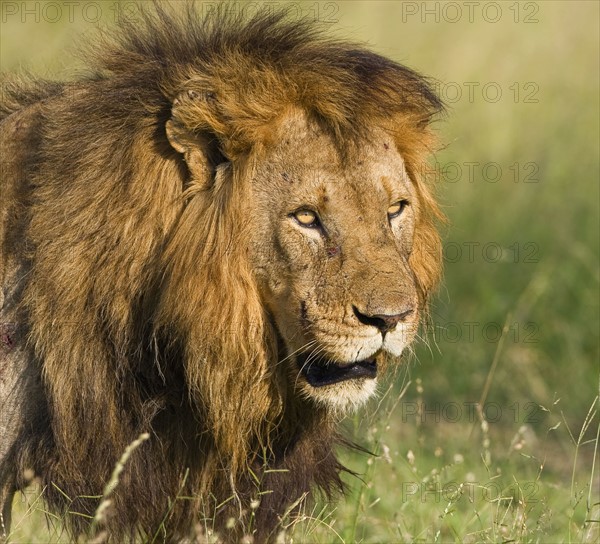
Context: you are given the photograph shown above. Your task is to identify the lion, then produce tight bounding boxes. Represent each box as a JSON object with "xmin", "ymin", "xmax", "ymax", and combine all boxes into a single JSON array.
[{"xmin": 0, "ymin": 4, "xmax": 443, "ymax": 542}]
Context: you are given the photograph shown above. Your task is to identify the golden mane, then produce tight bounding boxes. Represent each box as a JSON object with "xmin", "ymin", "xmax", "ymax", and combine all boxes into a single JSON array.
[{"xmin": 1, "ymin": 3, "xmax": 444, "ymax": 540}]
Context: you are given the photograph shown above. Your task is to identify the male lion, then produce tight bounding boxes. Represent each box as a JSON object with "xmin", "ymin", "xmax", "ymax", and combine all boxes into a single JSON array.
[{"xmin": 0, "ymin": 4, "xmax": 443, "ymax": 542}]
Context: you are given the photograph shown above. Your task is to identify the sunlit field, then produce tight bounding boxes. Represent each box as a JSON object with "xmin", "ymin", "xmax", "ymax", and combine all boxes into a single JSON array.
[{"xmin": 1, "ymin": 1, "xmax": 598, "ymax": 542}]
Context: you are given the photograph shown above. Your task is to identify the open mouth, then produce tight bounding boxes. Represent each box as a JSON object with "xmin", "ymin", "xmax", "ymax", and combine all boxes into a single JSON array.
[{"xmin": 296, "ymin": 352, "xmax": 377, "ymax": 387}]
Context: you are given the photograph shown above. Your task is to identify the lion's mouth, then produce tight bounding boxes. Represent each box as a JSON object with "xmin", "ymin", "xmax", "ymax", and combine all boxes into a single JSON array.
[{"xmin": 296, "ymin": 352, "xmax": 377, "ymax": 387}]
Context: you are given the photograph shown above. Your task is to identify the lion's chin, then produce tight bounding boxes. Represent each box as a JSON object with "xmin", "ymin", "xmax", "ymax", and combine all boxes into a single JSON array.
[{"xmin": 302, "ymin": 377, "xmax": 378, "ymax": 413}]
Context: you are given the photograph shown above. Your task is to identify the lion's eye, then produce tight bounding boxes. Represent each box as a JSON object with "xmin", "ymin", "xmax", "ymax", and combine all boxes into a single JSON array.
[
  {"xmin": 388, "ymin": 200, "xmax": 408, "ymax": 219},
  {"xmin": 293, "ymin": 209, "xmax": 320, "ymax": 228}
]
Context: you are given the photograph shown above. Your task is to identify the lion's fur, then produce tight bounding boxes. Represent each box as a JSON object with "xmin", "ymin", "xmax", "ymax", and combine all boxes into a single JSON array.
[{"xmin": 0, "ymin": 3, "xmax": 443, "ymax": 541}]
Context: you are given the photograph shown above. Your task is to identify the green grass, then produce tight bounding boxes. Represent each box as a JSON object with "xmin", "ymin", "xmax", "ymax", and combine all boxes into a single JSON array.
[
  {"xmin": 2, "ymin": 1, "xmax": 599, "ymax": 542},
  {"xmin": 9, "ymin": 381, "xmax": 599, "ymax": 543},
  {"xmin": 294, "ymin": 379, "xmax": 599, "ymax": 543}
]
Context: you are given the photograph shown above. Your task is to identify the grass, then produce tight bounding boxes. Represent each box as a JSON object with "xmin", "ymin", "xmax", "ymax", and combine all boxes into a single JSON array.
[
  {"xmin": 294, "ymin": 380, "xmax": 599, "ymax": 543},
  {"xmin": 8, "ymin": 379, "xmax": 599, "ymax": 543},
  {"xmin": 2, "ymin": 0, "xmax": 599, "ymax": 542}
]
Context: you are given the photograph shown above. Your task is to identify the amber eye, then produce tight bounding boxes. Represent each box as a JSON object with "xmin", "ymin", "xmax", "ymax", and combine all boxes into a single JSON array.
[
  {"xmin": 388, "ymin": 200, "xmax": 408, "ymax": 219},
  {"xmin": 293, "ymin": 209, "xmax": 320, "ymax": 228}
]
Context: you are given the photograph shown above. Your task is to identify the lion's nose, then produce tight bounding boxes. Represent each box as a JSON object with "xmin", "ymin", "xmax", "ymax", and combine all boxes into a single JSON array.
[{"xmin": 352, "ymin": 305, "xmax": 413, "ymax": 334}]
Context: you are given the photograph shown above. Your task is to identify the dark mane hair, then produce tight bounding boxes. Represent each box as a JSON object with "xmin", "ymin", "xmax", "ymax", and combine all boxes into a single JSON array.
[{"xmin": 0, "ymin": 2, "xmax": 443, "ymax": 541}]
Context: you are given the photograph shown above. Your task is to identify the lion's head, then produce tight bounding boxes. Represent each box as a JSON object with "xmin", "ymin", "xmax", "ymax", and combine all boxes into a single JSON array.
[
  {"xmin": 159, "ymin": 69, "xmax": 442, "ymax": 429},
  {"xmin": 248, "ymin": 112, "xmax": 429, "ymax": 411},
  {"xmin": 152, "ymin": 56, "xmax": 443, "ymax": 478},
  {"xmin": 1, "ymin": 4, "xmax": 443, "ymax": 540},
  {"xmin": 162, "ymin": 117, "xmax": 422, "ymax": 421}
]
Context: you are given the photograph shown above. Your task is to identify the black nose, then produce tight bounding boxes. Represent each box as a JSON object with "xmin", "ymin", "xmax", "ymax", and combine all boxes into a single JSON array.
[{"xmin": 353, "ymin": 305, "xmax": 414, "ymax": 334}]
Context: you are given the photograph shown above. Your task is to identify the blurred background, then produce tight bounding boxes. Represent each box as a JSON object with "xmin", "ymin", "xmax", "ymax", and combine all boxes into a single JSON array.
[{"xmin": 2, "ymin": 1, "xmax": 598, "ymax": 542}]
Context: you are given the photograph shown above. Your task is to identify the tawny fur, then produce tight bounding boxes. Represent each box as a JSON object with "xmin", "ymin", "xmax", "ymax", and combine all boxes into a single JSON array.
[{"xmin": 0, "ymin": 3, "xmax": 443, "ymax": 542}]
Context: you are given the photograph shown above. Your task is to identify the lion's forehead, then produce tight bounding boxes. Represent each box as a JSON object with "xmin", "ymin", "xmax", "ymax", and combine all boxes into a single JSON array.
[{"xmin": 264, "ymin": 116, "xmax": 411, "ymax": 205}]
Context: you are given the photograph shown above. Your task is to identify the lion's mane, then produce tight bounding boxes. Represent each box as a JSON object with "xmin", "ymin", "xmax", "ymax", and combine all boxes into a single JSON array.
[{"xmin": 0, "ymin": 3, "xmax": 443, "ymax": 540}]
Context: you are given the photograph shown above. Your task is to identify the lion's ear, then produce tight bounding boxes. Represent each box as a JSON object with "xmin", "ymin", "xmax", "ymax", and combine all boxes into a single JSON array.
[
  {"xmin": 166, "ymin": 90, "xmax": 229, "ymax": 184},
  {"xmin": 166, "ymin": 119, "xmax": 214, "ymax": 182}
]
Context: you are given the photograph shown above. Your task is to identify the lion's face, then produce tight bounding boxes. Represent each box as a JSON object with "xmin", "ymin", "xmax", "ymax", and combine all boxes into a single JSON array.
[{"xmin": 250, "ymin": 112, "xmax": 420, "ymax": 411}]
